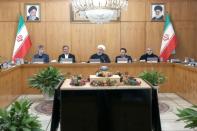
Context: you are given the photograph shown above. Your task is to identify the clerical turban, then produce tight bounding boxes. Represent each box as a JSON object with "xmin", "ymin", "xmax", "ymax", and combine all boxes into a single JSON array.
[{"xmin": 97, "ymin": 45, "xmax": 106, "ymax": 50}]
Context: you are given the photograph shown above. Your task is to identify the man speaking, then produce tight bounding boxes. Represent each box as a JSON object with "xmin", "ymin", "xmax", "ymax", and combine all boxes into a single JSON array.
[{"xmin": 89, "ymin": 44, "xmax": 111, "ymax": 63}]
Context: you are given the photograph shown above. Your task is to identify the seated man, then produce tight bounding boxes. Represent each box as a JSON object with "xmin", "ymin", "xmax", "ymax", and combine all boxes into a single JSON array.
[
  {"xmin": 140, "ymin": 48, "xmax": 159, "ymax": 62},
  {"xmin": 89, "ymin": 44, "xmax": 111, "ymax": 63},
  {"xmin": 33, "ymin": 45, "xmax": 49, "ymax": 63},
  {"xmin": 58, "ymin": 45, "xmax": 76, "ymax": 63},
  {"xmin": 115, "ymin": 48, "xmax": 132, "ymax": 63}
]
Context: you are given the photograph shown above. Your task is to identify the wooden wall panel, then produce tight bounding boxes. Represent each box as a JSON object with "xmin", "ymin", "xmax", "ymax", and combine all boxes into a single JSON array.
[
  {"xmin": 121, "ymin": 0, "xmax": 146, "ymax": 21},
  {"xmin": 0, "ymin": 22, "xmax": 17, "ymax": 60},
  {"xmin": 0, "ymin": 67, "xmax": 22, "ymax": 108},
  {"xmin": 0, "ymin": 2, "xmax": 19, "ymax": 21},
  {"xmin": 121, "ymin": 22, "xmax": 146, "ymax": 60},
  {"xmin": 173, "ymin": 22, "xmax": 197, "ymax": 59},
  {"xmin": 95, "ymin": 23, "xmax": 120, "ymax": 61},
  {"xmin": 146, "ymin": 22, "xmax": 164, "ymax": 55},
  {"xmin": 189, "ymin": 0, "xmax": 197, "ymax": 21},
  {"xmin": 168, "ymin": 1, "xmax": 190, "ymax": 21},
  {"xmin": 46, "ymin": 22, "xmax": 71, "ymax": 60},
  {"xmin": 45, "ymin": 0, "xmax": 70, "ymax": 21},
  {"xmin": 175, "ymin": 65, "xmax": 197, "ymax": 105},
  {"xmin": 71, "ymin": 24, "xmax": 95, "ymax": 62}
]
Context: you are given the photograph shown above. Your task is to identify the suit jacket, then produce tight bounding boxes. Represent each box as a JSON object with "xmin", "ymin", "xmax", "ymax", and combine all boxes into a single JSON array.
[
  {"xmin": 115, "ymin": 55, "xmax": 132, "ymax": 63},
  {"xmin": 33, "ymin": 54, "xmax": 50, "ymax": 63},
  {"xmin": 139, "ymin": 53, "xmax": 159, "ymax": 62},
  {"xmin": 58, "ymin": 53, "xmax": 76, "ymax": 63}
]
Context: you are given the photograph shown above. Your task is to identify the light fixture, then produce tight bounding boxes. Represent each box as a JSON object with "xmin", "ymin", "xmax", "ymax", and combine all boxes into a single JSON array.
[{"xmin": 72, "ymin": 0, "xmax": 128, "ymax": 24}]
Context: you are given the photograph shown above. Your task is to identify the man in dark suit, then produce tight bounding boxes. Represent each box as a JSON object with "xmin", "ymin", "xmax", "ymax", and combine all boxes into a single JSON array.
[
  {"xmin": 33, "ymin": 45, "xmax": 49, "ymax": 63},
  {"xmin": 140, "ymin": 48, "xmax": 159, "ymax": 62},
  {"xmin": 115, "ymin": 48, "xmax": 132, "ymax": 63},
  {"xmin": 89, "ymin": 44, "xmax": 110, "ymax": 63},
  {"xmin": 58, "ymin": 45, "xmax": 76, "ymax": 63}
]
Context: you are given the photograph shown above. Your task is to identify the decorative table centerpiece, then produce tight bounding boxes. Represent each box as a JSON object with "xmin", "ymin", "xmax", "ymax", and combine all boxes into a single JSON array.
[
  {"xmin": 90, "ymin": 66, "xmax": 120, "ymax": 85},
  {"xmin": 68, "ymin": 66, "xmax": 142, "ymax": 87},
  {"xmin": 70, "ymin": 75, "xmax": 87, "ymax": 86}
]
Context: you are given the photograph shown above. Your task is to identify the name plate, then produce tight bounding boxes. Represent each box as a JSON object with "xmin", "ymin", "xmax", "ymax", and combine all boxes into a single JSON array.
[
  {"xmin": 117, "ymin": 58, "xmax": 128, "ymax": 63},
  {"xmin": 60, "ymin": 58, "xmax": 73, "ymax": 64},
  {"xmin": 89, "ymin": 59, "xmax": 100, "ymax": 63},
  {"xmin": 147, "ymin": 57, "xmax": 158, "ymax": 63},
  {"xmin": 33, "ymin": 58, "xmax": 44, "ymax": 64},
  {"xmin": 33, "ymin": 61, "xmax": 44, "ymax": 64}
]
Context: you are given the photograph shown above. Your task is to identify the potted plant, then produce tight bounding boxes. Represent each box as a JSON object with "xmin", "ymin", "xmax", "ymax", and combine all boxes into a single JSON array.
[
  {"xmin": 0, "ymin": 99, "xmax": 42, "ymax": 130},
  {"xmin": 176, "ymin": 106, "xmax": 197, "ymax": 130},
  {"xmin": 28, "ymin": 66, "xmax": 64, "ymax": 99},
  {"xmin": 138, "ymin": 70, "xmax": 166, "ymax": 88}
]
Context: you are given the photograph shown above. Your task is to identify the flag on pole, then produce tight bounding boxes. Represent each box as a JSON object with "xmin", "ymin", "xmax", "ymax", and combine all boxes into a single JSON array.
[
  {"xmin": 159, "ymin": 14, "xmax": 177, "ymax": 61},
  {"xmin": 12, "ymin": 16, "xmax": 32, "ymax": 62}
]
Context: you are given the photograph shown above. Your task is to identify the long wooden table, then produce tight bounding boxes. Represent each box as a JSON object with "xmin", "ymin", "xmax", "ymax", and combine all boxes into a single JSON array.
[{"xmin": 0, "ymin": 63, "xmax": 197, "ymax": 108}]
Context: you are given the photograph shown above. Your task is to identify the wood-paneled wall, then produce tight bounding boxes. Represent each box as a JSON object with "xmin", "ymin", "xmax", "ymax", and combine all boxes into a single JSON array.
[
  {"xmin": 0, "ymin": 66, "xmax": 22, "ymax": 107},
  {"xmin": 0, "ymin": 0, "xmax": 197, "ymax": 62}
]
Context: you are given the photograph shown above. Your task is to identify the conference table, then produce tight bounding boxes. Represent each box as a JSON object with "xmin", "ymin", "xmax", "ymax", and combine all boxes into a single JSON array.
[{"xmin": 0, "ymin": 62, "xmax": 197, "ymax": 108}]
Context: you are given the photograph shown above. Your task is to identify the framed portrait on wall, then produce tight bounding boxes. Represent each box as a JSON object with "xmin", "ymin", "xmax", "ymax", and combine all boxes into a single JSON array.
[
  {"xmin": 151, "ymin": 3, "xmax": 165, "ymax": 21},
  {"xmin": 25, "ymin": 3, "xmax": 41, "ymax": 22}
]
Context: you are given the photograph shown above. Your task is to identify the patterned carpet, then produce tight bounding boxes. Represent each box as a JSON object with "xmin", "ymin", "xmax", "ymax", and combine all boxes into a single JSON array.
[
  {"xmin": 159, "ymin": 102, "xmax": 170, "ymax": 113},
  {"xmin": 34, "ymin": 101, "xmax": 170, "ymax": 115},
  {"xmin": 34, "ymin": 100, "xmax": 53, "ymax": 115}
]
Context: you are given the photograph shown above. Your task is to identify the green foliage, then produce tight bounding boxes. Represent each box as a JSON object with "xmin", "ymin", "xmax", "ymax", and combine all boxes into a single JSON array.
[
  {"xmin": 28, "ymin": 66, "xmax": 64, "ymax": 97},
  {"xmin": 0, "ymin": 99, "xmax": 42, "ymax": 131},
  {"xmin": 138, "ymin": 70, "xmax": 166, "ymax": 86},
  {"xmin": 176, "ymin": 106, "xmax": 197, "ymax": 129}
]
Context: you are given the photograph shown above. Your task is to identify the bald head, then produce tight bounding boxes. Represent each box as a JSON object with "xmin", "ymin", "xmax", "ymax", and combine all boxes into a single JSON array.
[{"xmin": 146, "ymin": 48, "xmax": 153, "ymax": 55}]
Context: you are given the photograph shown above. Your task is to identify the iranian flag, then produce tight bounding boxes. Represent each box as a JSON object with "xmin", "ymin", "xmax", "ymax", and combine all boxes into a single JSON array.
[
  {"xmin": 160, "ymin": 14, "xmax": 177, "ymax": 61},
  {"xmin": 12, "ymin": 16, "xmax": 32, "ymax": 62}
]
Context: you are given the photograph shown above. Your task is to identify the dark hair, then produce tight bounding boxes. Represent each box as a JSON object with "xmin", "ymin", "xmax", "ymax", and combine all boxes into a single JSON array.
[
  {"xmin": 28, "ymin": 6, "xmax": 37, "ymax": 13},
  {"xmin": 154, "ymin": 5, "xmax": 162, "ymax": 11},
  {"xmin": 120, "ymin": 48, "xmax": 127, "ymax": 53},
  {"xmin": 62, "ymin": 45, "xmax": 69, "ymax": 49},
  {"xmin": 38, "ymin": 45, "xmax": 44, "ymax": 49}
]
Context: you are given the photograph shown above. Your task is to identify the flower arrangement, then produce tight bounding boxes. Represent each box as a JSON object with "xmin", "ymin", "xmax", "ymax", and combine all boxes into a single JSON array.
[
  {"xmin": 90, "ymin": 79, "xmax": 117, "ymax": 86},
  {"xmin": 113, "ymin": 71, "xmax": 141, "ymax": 86},
  {"xmin": 96, "ymin": 70, "xmax": 113, "ymax": 77},
  {"xmin": 114, "ymin": 71, "xmax": 129, "ymax": 82},
  {"xmin": 123, "ymin": 76, "xmax": 141, "ymax": 86},
  {"xmin": 70, "ymin": 75, "xmax": 87, "ymax": 86}
]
